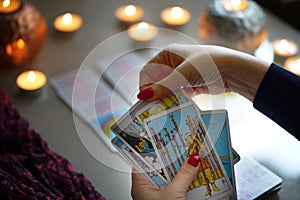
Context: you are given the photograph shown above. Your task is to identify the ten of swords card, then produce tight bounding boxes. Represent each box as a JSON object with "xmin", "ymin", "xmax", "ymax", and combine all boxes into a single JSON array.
[
  {"xmin": 111, "ymin": 102, "xmax": 168, "ymax": 181},
  {"xmin": 143, "ymin": 103, "xmax": 233, "ymax": 200},
  {"xmin": 111, "ymin": 136, "xmax": 167, "ymax": 188}
]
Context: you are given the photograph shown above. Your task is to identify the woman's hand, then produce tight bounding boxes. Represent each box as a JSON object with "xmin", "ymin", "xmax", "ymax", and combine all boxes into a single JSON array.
[
  {"xmin": 131, "ymin": 152, "xmax": 202, "ymax": 200},
  {"xmin": 137, "ymin": 44, "xmax": 269, "ymax": 102}
]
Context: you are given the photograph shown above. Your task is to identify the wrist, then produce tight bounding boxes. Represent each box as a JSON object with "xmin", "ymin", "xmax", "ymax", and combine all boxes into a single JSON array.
[{"xmin": 212, "ymin": 46, "xmax": 270, "ymax": 102}]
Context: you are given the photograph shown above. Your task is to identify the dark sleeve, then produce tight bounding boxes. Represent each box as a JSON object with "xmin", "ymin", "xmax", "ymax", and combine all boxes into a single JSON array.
[{"xmin": 253, "ymin": 63, "xmax": 300, "ymax": 140}]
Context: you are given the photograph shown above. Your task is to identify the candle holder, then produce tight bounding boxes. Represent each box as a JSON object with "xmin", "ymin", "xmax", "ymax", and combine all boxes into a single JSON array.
[
  {"xmin": 16, "ymin": 70, "xmax": 47, "ymax": 91},
  {"xmin": 128, "ymin": 22, "xmax": 158, "ymax": 41},
  {"xmin": 199, "ymin": 0, "xmax": 268, "ymax": 54},
  {"xmin": 54, "ymin": 12, "xmax": 83, "ymax": 32},
  {"xmin": 272, "ymin": 38, "xmax": 298, "ymax": 65},
  {"xmin": 284, "ymin": 56, "xmax": 300, "ymax": 76},
  {"xmin": 0, "ymin": 1, "xmax": 47, "ymax": 68},
  {"xmin": 160, "ymin": 6, "xmax": 191, "ymax": 26}
]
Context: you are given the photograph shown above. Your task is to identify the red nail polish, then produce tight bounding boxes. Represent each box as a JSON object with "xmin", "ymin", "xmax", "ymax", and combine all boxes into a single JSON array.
[
  {"xmin": 187, "ymin": 152, "xmax": 200, "ymax": 167},
  {"xmin": 137, "ymin": 87, "xmax": 154, "ymax": 100}
]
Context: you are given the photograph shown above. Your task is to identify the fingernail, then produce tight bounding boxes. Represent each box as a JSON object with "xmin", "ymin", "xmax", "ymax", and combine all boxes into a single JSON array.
[
  {"xmin": 137, "ymin": 87, "xmax": 154, "ymax": 100},
  {"xmin": 187, "ymin": 152, "xmax": 200, "ymax": 167}
]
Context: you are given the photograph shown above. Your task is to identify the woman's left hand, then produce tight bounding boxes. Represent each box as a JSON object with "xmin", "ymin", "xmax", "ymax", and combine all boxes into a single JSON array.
[{"xmin": 131, "ymin": 152, "xmax": 202, "ymax": 200}]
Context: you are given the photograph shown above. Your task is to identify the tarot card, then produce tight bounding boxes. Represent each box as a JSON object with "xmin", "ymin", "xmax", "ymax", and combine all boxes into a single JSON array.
[
  {"xmin": 111, "ymin": 89, "xmax": 193, "ymax": 181},
  {"xmin": 135, "ymin": 89, "xmax": 191, "ymax": 124},
  {"xmin": 111, "ymin": 106, "xmax": 168, "ymax": 181},
  {"xmin": 201, "ymin": 110, "xmax": 237, "ymax": 199},
  {"xmin": 143, "ymin": 103, "xmax": 233, "ymax": 200},
  {"xmin": 111, "ymin": 136, "xmax": 167, "ymax": 188},
  {"xmin": 232, "ymin": 149, "xmax": 240, "ymax": 165}
]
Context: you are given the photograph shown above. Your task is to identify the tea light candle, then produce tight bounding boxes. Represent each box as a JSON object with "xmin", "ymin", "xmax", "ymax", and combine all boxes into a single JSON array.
[
  {"xmin": 54, "ymin": 12, "xmax": 82, "ymax": 32},
  {"xmin": 115, "ymin": 4, "xmax": 143, "ymax": 23},
  {"xmin": 272, "ymin": 38, "xmax": 298, "ymax": 57},
  {"xmin": 284, "ymin": 57, "xmax": 300, "ymax": 76},
  {"xmin": 0, "ymin": 0, "xmax": 21, "ymax": 14},
  {"xmin": 16, "ymin": 70, "xmax": 47, "ymax": 91},
  {"xmin": 160, "ymin": 6, "xmax": 191, "ymax": 25},
  {"xmin": 221, "ymin": 0, "xmax": 249, "ymax": 12},
  {"xmin": 128, "ymin": 22, "xmax": 158, "ymax": 41}
]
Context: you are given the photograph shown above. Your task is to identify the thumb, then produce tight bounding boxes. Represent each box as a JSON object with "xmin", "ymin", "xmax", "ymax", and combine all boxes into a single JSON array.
[{"xmin": 166, "ymin": 152, "xmax": 200, "ymax": 195}]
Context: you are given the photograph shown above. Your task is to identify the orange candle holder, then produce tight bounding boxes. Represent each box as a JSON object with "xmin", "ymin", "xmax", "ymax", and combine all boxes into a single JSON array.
[{"xmin": 0, "ymin": 0, "xmax": 47, "ymax": 68}]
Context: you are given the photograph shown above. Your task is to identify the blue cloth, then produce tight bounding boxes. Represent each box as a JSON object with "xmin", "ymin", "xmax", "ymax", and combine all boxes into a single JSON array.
[{"xmin": 253, "ymin": 63, "xmax": 300, "ymax": 140}]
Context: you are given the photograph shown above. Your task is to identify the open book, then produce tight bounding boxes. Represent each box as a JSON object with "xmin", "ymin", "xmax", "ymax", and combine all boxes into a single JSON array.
[
  {"xmin": 234, "ymin": 156, "xmax": 282, "ymax": 200},
  {"xmin": 50, "ymin": 49, "xmax": 159, "ymax": 151}
]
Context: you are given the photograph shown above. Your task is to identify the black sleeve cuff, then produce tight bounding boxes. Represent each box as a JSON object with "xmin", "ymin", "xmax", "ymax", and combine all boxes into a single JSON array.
[{"xmin": 253, "ymin": 63, "xmax": 300, "ymax": 140}]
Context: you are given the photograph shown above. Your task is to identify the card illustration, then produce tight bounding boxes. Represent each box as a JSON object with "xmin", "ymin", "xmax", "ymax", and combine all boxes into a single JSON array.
[
  {"xmin": 201, "ymin": 111, "xmax": 234, "ymax": 183},
  {"xmin": 112, "ymin": 136, "xmax": 167, "ymax": 188},
  {"xmin": 111, "ymin": 114, "xmax": 168, "ymax": 180},
  {"xmin": 135, "ymin": 90, "xmax": 189, "ymax": 123},
  {"xmin": 144, "ymin": 104, "xmax": 232, "ymax": 199},
  {"xmin": 201, "ymin": 110, "xmax": 237, "ymax": 199}
]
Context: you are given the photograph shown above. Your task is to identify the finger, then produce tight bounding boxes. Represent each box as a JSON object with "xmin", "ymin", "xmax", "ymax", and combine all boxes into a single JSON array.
[
  {"xmin": 139, "ymin": 45, "xmax": 186, "ymax": 89},
  {"xmin": 131, "ymin": 168, "xmax": 160, "ymax": 200},
  {"xmin": 139, "ymin": 63, "xmax": 174, "ymax": 90},
  {"xmin": 166, "ymin": 152, "xmax": 201, "ymax": 194},
  {"xmin": 137, "ymin": 61, "xmax": 199, "ymax": 101},
  {"xmin": 131, "ymin": 168, "xmax": 152, "ymax": 188},
  {"xmin": 183, "ymin": 86, "xmax": 209, "ymax": 97}
]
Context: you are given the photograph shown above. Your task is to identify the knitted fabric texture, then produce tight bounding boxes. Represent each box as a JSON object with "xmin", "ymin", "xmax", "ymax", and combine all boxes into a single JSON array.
[{"xmin": 0, "ymin": 89, "xmax": 105, "ymax": 200}]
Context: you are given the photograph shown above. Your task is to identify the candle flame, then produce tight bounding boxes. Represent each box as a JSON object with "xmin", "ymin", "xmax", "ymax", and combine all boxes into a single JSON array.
[
  {"xmin": 137, "ymin": 22, "xmax": 149, "ymax": 30},
  {"xmin": 231, "ymin": 0, "xmax": 242, "ymax": 7},
  {"xmin": 17, "ymin": 39, "xmax": 25, "ymax": 49},
  {"xmin": 170, "ymin": 6, "xmax": 184, "ymax": 18},
  {"xmin": 3, "ymin": 0, "xmax": 10, "ymax": 8},
  {"xmin": 278, "ymin": 39, "xmax": 297, "ymax": 54},
  {"xmin": 124, "ymin": 5, "xmax": 136, "ymax": 16},
  {"xmin": 279, "ymin": 39, "xmax": 289, "ymax": 48},
  {"xmin": 288, "ymin": 58, "xmax": 300, "ymax": 73},
  {"xmin": 5, "ymin": 44, "xmax": 12, "ymax": 55},
  {"xmin": 62, "ymin": 13, "xmax": 73, "ymax": 25},
  {"xmin": 28, "ymin": 71, "xmax": 36, "ymax": 82},
  {"xmin": 222, "ymin": 0, "xmax": 248, "ymax": 12}
]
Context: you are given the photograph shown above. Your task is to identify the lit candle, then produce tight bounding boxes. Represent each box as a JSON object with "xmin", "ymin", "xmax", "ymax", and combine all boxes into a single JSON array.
[
  {"xmin": 160, "ymin": 6, "xmax": 191, "ymax": 25},
  {"xmin": 284, "ymin": 57, "xmax": 300, "ymax": 76},
  {"xmin": 128, "ymin": 22, "xmax": 158, "ymax": 41},
  {"xmin": 5, "ymin": 38, "xmax": 26, "ymax": 55},
  {"xmin": 272, "ymin": 38, "xmax": 298, "ymax": 57},
  {"xmin": 221, "ymin": 0, "xmax": 249, "ymax": 12},
  {"xmin": 16, "ymin": 70, "xmax": 47, "ymax": 91},
  {"xmin": 115, "ymin": 4, "xmax": 143, "ymax": 23},
  {"xmin": 0, "ymin": 0, "xmax": 21, "ymax": 14},
  {"xmin": 54, "ymin": 12, "xmax": 82, "ymax": 32}
]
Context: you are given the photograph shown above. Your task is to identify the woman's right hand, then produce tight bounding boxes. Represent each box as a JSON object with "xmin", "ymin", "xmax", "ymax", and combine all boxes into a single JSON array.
[{"xmin": 137, "ymin": 44, "xmax": 270, "ymax": 102}]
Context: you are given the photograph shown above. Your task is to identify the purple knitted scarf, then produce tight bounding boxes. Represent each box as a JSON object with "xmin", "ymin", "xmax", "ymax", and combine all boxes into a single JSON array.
[{"xmin": 0, "ymin": 89, "xmax": 105, "ymax": 200}]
